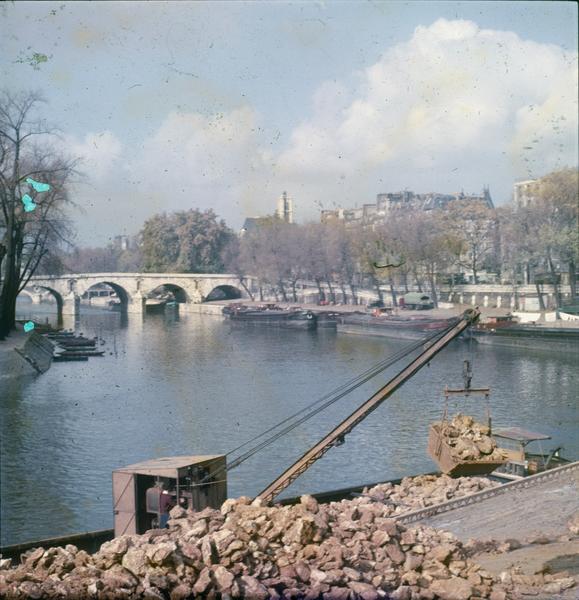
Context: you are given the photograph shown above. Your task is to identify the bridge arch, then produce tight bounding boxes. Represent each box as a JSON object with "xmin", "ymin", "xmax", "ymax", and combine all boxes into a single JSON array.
[
  {"xmin": 23, "ymin": 286, "xmax": 64, "ymax": 312},
  {"xmin": 204, "ymin": 284, "xmax": 242, "ymax": 302},
  {"xmin": 83, "ymin": 281, "xmax": 130, "ymax": 310},
  {"xmin": 18, "ymin": 289, "xmax": 35, "ymax": 302},
  {"xmin": 145, "ymin": 283, "xmax": 189, "ymax": 304}
]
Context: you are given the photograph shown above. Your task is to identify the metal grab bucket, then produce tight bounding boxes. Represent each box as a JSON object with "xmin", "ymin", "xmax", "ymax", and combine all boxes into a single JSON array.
[{"xmin": 428, "ymin": 422, "xmax": 507, "ymax": 477}]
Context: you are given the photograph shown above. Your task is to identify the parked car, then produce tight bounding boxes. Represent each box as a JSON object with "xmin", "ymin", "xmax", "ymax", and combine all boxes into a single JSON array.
[
  {"xmin": 367, "ymin": 299, "xmax": 385, "ymax": 309},
  {"xmin": 400, "ymin": 293, "xmax": 434, "ymax": 310}
]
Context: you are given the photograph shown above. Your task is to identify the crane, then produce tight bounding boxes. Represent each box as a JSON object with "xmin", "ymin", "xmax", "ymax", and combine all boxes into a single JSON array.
[{"xmin": 256, "ymin": 308, "xmax": 481, "ymax": 504}]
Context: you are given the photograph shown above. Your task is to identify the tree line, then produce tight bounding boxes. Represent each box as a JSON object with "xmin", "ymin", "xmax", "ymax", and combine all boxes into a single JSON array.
[{"xmin": 225, "ymin": 174, "xmax": 577, "ymax": 309}]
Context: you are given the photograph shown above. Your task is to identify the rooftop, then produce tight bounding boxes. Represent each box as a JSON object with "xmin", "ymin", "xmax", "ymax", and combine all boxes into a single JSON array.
[{"xmin": 493, "ymin": 427, "xmax": 551, "ymax": 442}]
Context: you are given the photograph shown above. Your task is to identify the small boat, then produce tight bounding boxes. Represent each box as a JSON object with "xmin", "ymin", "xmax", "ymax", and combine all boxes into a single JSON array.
[
  {"xmin": 146, "ymin": 297, "xmax": 168, "ymax": 312},
  {"xmin": 53, "ymin": 355, "xmax": 89, "ymax": 362},
  {"xmin": 56, "ymin": 337, "xmax": 97, "ymax": 348},
  {"xmin": 491, "ymin": 427, "xmax": 572, "ymax": 481},
  {"xmin": 56, "ymin": 349, "xmax": 105, "ymax": 357}
]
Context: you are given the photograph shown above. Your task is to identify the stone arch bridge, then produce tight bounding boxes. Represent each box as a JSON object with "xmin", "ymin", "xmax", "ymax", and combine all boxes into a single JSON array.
[{"xmin": 23, "ymin": 273, "xmax": 256, "ymax": 316}]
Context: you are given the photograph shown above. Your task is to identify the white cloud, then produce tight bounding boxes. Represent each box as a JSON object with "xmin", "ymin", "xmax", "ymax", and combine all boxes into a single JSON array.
[
  {"xmin": 125, "ymin": 106, "xmax": 270, "ymax": 220},
  {"xmin": 65, "ymin": 131, "xmax": 123, "ymax": 180},
  {"xmin": 71, "ymin": 19, "xmax": 578, "ymax": 242},
  {"xmin": 277, "ymin": 18, "xmax": 578, "ymax": 201}
]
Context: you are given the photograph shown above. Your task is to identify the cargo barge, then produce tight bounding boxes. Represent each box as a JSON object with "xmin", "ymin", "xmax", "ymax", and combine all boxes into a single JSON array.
[
  {"xmin": 336, "ymin": 312, "xmax": 456, "ymax": 340},
  {"xmin": 223, "ymin": 304, "xmax": 318, "ymax": 330},
  {"xmin": 471, "ymin": 324, "xmax": 579, "ymax": 352}
]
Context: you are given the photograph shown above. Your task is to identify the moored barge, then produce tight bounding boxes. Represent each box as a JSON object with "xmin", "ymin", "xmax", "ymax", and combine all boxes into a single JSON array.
[
  {"xmin": 336, "ymin": 312, "xmax": 456, "ymax": 340},
  {"xmin": 223, "ymin": 304, "xmax": 317, "ymax": 330}
]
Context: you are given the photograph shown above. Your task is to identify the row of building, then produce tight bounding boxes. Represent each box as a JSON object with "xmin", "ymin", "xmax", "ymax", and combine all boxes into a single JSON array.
[
  {"xmin": 320, "ymin": 187, "xmax": 494, "ymax": 226},
  {"xmin": 241, "ymin": 177, "xmax": 544, "ymax": 235}
]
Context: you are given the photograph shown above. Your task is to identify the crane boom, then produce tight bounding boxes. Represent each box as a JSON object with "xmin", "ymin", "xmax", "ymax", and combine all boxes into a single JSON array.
[{"xmin": 256, "ymin": 308, "xmax": 480, "ymax": 503}]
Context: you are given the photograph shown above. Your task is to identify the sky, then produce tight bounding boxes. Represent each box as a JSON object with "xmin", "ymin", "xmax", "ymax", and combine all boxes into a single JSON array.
[{"xmin": 1, "ymin": 1, "xmax": 577, "ymax": 246}]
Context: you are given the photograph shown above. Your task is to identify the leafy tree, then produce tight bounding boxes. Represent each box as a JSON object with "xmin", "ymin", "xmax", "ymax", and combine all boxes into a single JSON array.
[
  {"xmin": 533, "ymin": 168, "xmax": 579, "ymax": 305},
  {"xmin": 0, "ymin": 91, "xmax": 77, "ymax": 339},
  {"xmin": 140, "ymin": 209, "xmax": 233, "ymax": 273}
]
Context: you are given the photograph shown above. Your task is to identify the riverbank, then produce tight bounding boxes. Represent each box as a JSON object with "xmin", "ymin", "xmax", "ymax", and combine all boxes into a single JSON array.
[{"xmin": 0, "ymin": 328, "xmax": 40, "ymax": 379}]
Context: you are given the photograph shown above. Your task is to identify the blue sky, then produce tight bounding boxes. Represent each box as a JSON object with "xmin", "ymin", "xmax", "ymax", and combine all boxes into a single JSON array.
[{"xmin": 1, "ymin": 1, "xmax": 577, "ymax": 245}]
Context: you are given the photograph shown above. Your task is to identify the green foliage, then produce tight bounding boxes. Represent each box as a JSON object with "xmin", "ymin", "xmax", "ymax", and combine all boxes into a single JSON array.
[{"xmin": 140, "ymin": 209, "xmax": 234, "ymax": 273}]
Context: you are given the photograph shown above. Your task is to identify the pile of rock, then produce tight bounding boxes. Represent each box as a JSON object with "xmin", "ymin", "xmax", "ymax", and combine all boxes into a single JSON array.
[
  {"xmin": 2, "ymin": 477, "xmax": 574, "ymax": 599},
  {"xmin": 436, "ymin": 414, "xmax": 506, "ymax": 462},
  {"xmin": 363, "ymin": 474, "xmax": 500, "ymax": 515}
]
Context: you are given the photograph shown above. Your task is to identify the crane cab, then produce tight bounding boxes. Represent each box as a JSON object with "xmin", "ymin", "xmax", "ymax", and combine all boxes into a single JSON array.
[{"xmin": 112, "ymin": 455, "xmax": 226, "ymax": 537}]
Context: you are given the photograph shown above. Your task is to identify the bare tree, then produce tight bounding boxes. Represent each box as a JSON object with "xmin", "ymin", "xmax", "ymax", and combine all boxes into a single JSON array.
[
  {"xmin": 442, "ymin": 200, "xmax": 497, "ymax": 284},
  {"xmin": 0, "ymin": 90, "xmax": 77, "ymax": 339}
]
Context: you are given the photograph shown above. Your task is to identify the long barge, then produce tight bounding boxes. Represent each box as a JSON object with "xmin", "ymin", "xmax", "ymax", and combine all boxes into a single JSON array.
[
  {"xmin": 336, "ymin": 313, "xmax": 456, "ymax": 340},
  {"xmin": 224, "ymin": 305, "xmax": 318, "ymax": 330},
  {"xmin": 471, "ymin": 324, "xmax": 579, "ymax": 352}
]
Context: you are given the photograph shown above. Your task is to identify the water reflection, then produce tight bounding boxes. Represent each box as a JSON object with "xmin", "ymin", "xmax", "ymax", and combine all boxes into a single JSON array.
[{"xmin": 1, "ymin": 307, "xmax": 577, "ymax": 545}]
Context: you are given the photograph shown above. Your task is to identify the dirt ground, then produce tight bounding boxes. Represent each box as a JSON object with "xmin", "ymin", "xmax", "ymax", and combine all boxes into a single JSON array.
[{"xmin": 475, "ymin": 540, "xmax": 579, "ymax": 599}]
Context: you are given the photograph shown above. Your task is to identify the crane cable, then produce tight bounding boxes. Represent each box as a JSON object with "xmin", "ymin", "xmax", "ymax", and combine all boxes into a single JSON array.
[{"xmin": 200, "ymin": 319, "xmax": 461, "ymax": 485}]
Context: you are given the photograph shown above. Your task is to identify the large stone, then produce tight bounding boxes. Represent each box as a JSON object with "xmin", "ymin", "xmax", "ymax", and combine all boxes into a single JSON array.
[
  {"xmin": 22, "ymin": 548, "xmax": 45, "ymax": 568},
  {"xmin": 193, "ymin": 567, "xmax": 213, "ymax": 594},
  {"xmin": 102, "ymin": 566, "xmax": 139, "ymax": 590},
  {"xmin": 430, "ymin": 577, "xmax": 473, "ymax": 600},
  {"xmin": 403, "ymin": 553, "xmax": 423, "ymax": 572},
  {"xmin": 282, "ymin": 518, "xmax": 316, "ymax": 545},
  {"xmin": 240, "ymin": 575, "xmax": 269, "ymax": 600},
  {"xmin": 169, "ymin": 583, "xmax": 192, "ymax": 600},
  {"xmin": 212, "ymin": 529, "xmax": 237, "ymax": 555},
  {"xmin": 201, "ymin": 536, "xmax": 217, "ymax": 565},
  {"xmin": 384, "ymin": 542, "xmax": 405, "ymax": 565},
  {"xmin": 427, "ymin": 543, "xmax": 455, "ymax": 564},
  {"xmin": 295, "ymin": 561, "xmax": 311, "ymax": 583},
  {"xmin": 100, "ymin": 536, "xmax": 132, "ymax": 559},
  {"xmin": 122, "ymin": 547, "xmax": 148, "ymax": 577},
  {"xmin": 185, "ymin": 519, "xmax": 208, "ymax": 538},
  {"xmin": 371, "ymin": 530, "xmax": 390, "ymax": 547},
  {"xmin": 476, "ymin": 437, "xmax": 494, "ymax": 455},
  {"xmin": 300, "ymin": 495, "xmax": 319, "ymax": 514},
  {"xmin": 146, "ymin": 542, "xmax": 176, "ymax": 565},
  {"xmin": 213, "ymin": 566, "xmax": 234, "ymax": 592},
  {"xmin": 324, "ymin": 587, "xmax": 351, "ymax": 600},
  {"xmin": 390, "ymin": 586, "xmax": 412, "ymax": 600},
  {"xmin": 347, "ymin": 581, "xmax": 379, "ymax": 600}
]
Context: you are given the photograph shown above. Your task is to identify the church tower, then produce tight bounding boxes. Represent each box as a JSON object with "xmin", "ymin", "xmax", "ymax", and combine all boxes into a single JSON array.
[{"xmin": 276, "ymin": 191, "xmax": 294, "ymax": 223}]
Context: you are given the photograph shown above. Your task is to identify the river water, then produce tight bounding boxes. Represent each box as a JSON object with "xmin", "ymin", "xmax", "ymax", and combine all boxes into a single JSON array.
[{"xmin": 1, "ymin": 304, "xmax": 578, "ymax": 546}]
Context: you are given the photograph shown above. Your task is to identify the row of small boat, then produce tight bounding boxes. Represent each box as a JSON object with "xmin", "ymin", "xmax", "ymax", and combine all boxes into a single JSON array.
[{"xmin": 43, "ymin": 329, "xmax": 106, "ymax": 362}]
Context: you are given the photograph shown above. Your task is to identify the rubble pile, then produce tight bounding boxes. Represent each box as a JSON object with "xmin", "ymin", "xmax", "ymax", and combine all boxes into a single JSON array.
[
  {"xmin": 363, "ymin": 474, "xmax": 500, "ymax": 515},
  {"xmin": 436, "ymin": 414, "xmax": 506, "ymax": 462},
  {"xmin": 1, "ymin": 475, "xmax": 575, "ymax": 599}
]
